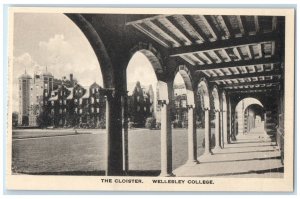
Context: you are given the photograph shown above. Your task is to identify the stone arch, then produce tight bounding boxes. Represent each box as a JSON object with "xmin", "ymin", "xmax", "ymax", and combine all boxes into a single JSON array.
[
  {"xmin": 65, "ymin": 14, "xmax": 114, "ymax": 88},
  {"xmin": 235, "ymin": 97, "xmax": 264, "ymax": 134},
  {"xmin": 235, "ymin": 97, "xmax": 264, "ymax": 113},
  {"xmin": 128, "ymin": 42, "xmax": 165, "ymax": 80},
  {"xmin": 173, "ymin": 65, "xmax": 194, "ymax": 106}
]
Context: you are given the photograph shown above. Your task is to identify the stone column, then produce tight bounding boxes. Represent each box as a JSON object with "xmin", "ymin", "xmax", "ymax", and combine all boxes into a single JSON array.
[
  {"xmin": 121, "ymin": 94, "xmax": 129, "ymax": 173},
  {"xmin": 186, "ymin": 105, "xmax": 199, "ymax": 165},
  {"xmin": 203, "ymin": 108, "xmax": 212, "ymax": 156},
  {"xmin": 214, "ymin": 110, "xmax": 222, "ymax": 150},
  {"xmin": 220, "ymin": 110, "xmax": 224, "ymax": 148},
  {"xmin": 105, "ymin": 90, "xmax": 123, "ymax": 176},
  {"xmin": 223, "ymin": 110, "xmax": 228, "ymax": 145},
  {"xmin": 160, "ymin": 100, "xmax": 173, "ymax": 176}
]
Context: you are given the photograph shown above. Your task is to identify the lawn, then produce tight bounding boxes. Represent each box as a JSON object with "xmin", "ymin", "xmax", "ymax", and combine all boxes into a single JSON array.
[{"xmin": 12, "ymin": 128, "xmax": 208, "ymax": 175}]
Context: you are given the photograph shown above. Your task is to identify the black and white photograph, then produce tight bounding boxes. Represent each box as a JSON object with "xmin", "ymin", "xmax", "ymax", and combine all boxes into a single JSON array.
[{"xmin": 6, "ymin": 7, "xmax": 295, "ymax": 191}]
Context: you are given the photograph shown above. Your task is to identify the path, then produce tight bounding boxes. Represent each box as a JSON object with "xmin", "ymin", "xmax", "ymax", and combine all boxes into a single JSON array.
[{"xmin": 174, "ymin": 126, "xmax": 283, "ymax": 178}]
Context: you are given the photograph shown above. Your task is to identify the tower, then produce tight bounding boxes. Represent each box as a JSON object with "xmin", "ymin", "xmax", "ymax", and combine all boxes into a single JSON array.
[
  {"xmin": 28, "ymin": 66, "xmax": 54, "ymax": 126},
  {"xmin": 18, "ymin": 70, "xmax": 32, "ymax": 126}
]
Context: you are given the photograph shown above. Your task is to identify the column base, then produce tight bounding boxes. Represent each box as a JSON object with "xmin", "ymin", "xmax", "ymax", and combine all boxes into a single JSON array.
[
  {"xmin": 185, "ymin": 159, "xmax": 200, "ymax": 166},
  {"xmin": 212, "ymin": 146, "xmax": 222, "ymax": 153},
  {"xmin": 201, "ymin": 151, "xmax": 213, "ymax": 158},
  {"xmin": 159, "ymin": 172, "xmax": 175, "ymax": 177}
]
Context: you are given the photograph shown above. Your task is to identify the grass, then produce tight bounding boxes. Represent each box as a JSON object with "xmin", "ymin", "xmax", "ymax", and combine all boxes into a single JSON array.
[{"xmin": 12, "ymin": 128, "xmax": 207, "ymax": 175}]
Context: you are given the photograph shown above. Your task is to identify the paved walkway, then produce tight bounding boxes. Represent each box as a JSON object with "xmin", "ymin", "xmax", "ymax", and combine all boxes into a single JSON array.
[{"xmin": 174, "ymin": 126, "xmax": 283, "ymax": 178}]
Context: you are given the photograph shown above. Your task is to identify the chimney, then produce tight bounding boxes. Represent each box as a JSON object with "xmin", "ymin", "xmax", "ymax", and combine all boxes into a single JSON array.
[{"xmin": 70, "ymin": 73, "xmax": 74, "ymax": 86}]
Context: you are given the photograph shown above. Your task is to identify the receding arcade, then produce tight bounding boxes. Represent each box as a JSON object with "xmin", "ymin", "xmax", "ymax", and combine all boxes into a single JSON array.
[{"xmin": 66, "ymin": 13, "xmax": 285, "ymax": 176}]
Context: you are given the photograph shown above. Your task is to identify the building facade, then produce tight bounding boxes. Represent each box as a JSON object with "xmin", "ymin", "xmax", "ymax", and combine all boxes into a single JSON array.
[{"xmin": 18, "ymin": 69, "xmax": 105, "ymax": 128}]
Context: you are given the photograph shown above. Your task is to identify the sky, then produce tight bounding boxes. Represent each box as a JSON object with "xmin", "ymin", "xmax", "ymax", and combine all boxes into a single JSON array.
[
  {"xmin": 12, "ymin": 13, "xmax": 185, "ymax": 112},
  {"xmin": 12, "ymin": 13, "xmax": 103, "ymax": 112}
]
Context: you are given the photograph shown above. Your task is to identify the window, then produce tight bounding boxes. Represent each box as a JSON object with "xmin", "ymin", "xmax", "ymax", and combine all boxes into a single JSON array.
[
  {"xmin": 144, "ymin": 107, "xmax": 146, "ymax": 111},
  {"xmin": 91, "ymin": 97, "xmax": 94, "ymax": 104},
  {"xmin": 59, "ymin": 109, "xmax": 62, "ymax": 114},
  {"xmin": 79, "ymin": 98, "xmax": 82, "ymax": 104},
  {"xmin": 96, "ymin": 98, "xmax": 99, "ymax": 103},
  {"xmin": 59, "ymin": 100, "xmax": 62, "ymax": 105},
  {"xmin": 75, "ymin": 99, "xmax": 78, "ymax": 103},
  {"xmin": 91, "ymin": 107, "xmax": 94, "ymax": 113},
  {"xmin": 75, "ymin": 108, "xmax": 78, "ymax": 113},
  {"xmin": 92, "ymin": 88, "xmax": 95, "ymax": 94},
  {"xmin": 64, "ymin": 108, "xmax": 66, "ymax": 113},
  {"xmin": 79, "ymin": 109, "xmax": 82, "ymax": 114},
  {"xmin": 137, "ymin": 106, "xmax": 140, "ymax": 111},
  {"xmin": 64, "ymin": 100, "xmax": 67, "ymax": 105},
  {"xmin": 51, "ymin": 101, "xmax": 54, "ymax": 106},
  {"xmin": 137, "ymin": 96, "xmax": 140, "ymax": 102},
  {"xmin": 97, "ymin": 108, "xmax": 100, "ymax": 113},
  {"xmin": 181, "ymin": 100, "xmax": 187, "ymax": 108}
]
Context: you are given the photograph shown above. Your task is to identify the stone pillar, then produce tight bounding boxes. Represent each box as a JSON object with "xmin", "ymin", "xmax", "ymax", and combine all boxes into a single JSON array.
[
  {"xmin": 220, "ymin": 110, "xmax": 224, "ymax": 148},
  {"xmin": 214, "ymin": 110, "xmax": 222, "ymax": 150},
  {"xmin": 186, "ymin": 105, "xmax": 199, "ymax": 165},
  {"xmin": 105, "ymin": 90, "xmax": 123, "ymax": 176},
  {"xmin": 203, "ymin": 108, "xmax": 212, "ymax": 156},
  {"xmin": 223, "ymin": 110, "xmax": 228, "ymax": 145},
  {"xmin": 121, "ymin": 94, "xmax": 129, "ymax": 173},
  {"xmin": 160, "ymin": 100, "xmax": 173, "ymax": 176}
]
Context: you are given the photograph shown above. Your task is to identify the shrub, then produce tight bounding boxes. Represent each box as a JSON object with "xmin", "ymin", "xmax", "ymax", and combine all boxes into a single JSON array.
[
  {"xmin": 145, "ymin": 117, "xmax": 156, "ymax": 130},
  {"xmin": 128, "ymin": 121, "xmax": 135, "ymax": 129},
  {"xmin": 156, "ymin": 122, "xmax": 161, "ymax": 129},
  {"xmin": 98, "ymin": 120, "xmax": 106, "ymax": 129},
  {"xmin": 172, "ymin": 120, "xmax": 183, "ymax": 128},
  {"xmin": 196, "ymin": 121, "xmax": 203, "ymax": 129}
]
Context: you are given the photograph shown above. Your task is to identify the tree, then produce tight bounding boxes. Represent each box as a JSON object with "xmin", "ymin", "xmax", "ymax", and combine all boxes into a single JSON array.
[{"xmin": 12, "ymin": 112, "xmax": 18, "ymax": 128}]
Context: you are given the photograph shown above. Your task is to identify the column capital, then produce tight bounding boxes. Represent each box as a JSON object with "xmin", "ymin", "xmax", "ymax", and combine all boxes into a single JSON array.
[
  {"xmin": 158, "ymin": 100, "xmax": 168, "ymax": 107},
  {"xmin": 214, "ymin": 109, "xmax": 221, "ymax": 113},
  {"xmin": 101, "ymin": 88, "xmax": 115, "ymax": 100},
  {"xmin": 204, "ymin": 107, "xmax": 210, "ymax": 111},
  {"xmin": 187, "ymin": 104, "xmax": 195, "ymax": 109}
]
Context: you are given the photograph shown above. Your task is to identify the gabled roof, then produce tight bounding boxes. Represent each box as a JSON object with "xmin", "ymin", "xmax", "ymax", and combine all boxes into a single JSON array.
[
  {"xmin": 66, "ymin": 87, "xmax": 74, "ymax": 100},
  {"xmin": 82, "ymin": 86, "xmax": 90, "ymax": 99},
  {"xmin": 49, "ymin": 95, "xmax": 58, "ymax": 101}
]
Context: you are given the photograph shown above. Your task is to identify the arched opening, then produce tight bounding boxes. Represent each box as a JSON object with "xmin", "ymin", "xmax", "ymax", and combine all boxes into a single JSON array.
[
  {"xmin": 235, "ymin": 98, "xmax": 265, "ymax": 136},
  {"xmin": 171, "ymin": 65, "xmax": 198, "ymax": 168},
  {"xmin": 244, "ymin": 104, "xmax": 265, "ymax": 134},
  {"xmin": 12, "ymin": 13, "xmax": 108, "ymax": 175},
  {"xmin": 126, "ymin": 50, "xmax": 161, "ymax": 174}
]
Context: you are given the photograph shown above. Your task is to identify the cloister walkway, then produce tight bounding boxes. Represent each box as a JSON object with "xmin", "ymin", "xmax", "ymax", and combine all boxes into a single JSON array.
[{"xmin": 174, "ymin": 127, "xmax": 283, "ymax": 178}]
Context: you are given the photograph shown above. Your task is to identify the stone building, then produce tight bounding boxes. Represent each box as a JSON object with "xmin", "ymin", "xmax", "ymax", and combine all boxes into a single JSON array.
[{"xmin": 127, "ymin": 81, "xmax": 155, "ymax": 127}]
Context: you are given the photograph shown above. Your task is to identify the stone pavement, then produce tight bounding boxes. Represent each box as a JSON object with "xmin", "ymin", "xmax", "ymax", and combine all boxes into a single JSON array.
[{"xmin": 173, "ymin": 127, "xmax": 283, "ymax": 178}]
